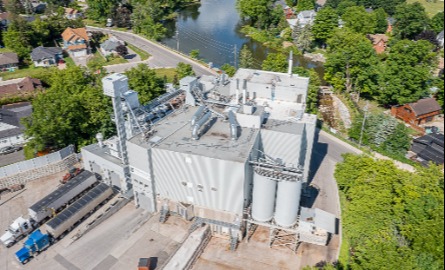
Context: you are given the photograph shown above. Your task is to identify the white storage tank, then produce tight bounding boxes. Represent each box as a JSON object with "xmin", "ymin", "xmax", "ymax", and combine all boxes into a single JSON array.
[
  {"xmin": 274, "ymin": 180, "xmax": 302, "ymax": 228},
  {"xmin": 251, "ymin": 172, "xmax": 277, "ymax": 222}
]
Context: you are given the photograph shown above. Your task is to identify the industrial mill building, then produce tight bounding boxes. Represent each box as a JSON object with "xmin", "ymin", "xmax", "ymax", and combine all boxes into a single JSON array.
[{"xmin": 81, "ymin": 68, "xmax": 336, "ymax": 251}]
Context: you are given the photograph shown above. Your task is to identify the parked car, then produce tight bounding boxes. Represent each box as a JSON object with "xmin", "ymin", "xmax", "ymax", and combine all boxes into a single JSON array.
[{"xmin": 0, "ymin": 146, "xmax": 22, "ymax": 155}]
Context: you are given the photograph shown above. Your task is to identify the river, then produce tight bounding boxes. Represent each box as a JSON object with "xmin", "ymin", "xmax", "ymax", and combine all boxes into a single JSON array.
[{"xmin": 161, "ymin": 0, "xmax": 324, "ymax": 78}]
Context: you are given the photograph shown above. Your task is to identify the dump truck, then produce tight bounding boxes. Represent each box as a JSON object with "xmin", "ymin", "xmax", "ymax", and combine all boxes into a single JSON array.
[
  {"xmin": 1, "ymin": 171, "xmax": 97, "ymax": 248},
  {"xmin": 15, "ymin": 183, "xmax": 113, "ymax": 264}
]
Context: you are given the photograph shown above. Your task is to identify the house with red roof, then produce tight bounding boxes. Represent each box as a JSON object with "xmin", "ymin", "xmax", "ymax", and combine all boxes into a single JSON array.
[
  {"xmin": 391, "ymin": 98, "xmax": 442, "ymax": 133},
  {"xmin": 61, "ymin": 27, "xmax": 91, "ymax": 58}
]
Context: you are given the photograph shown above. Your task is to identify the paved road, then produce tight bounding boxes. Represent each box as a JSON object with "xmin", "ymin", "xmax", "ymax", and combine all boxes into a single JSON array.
[
  {"xmin": 298, "ymin": 129, "xmax": 362, "ymax": 266},
  {"xmin": 86, "ymin": 26, "xmax": 216, "ymax": 76},
  {"xmin": 0, "ymin": 150, "xmax": 25, "ymax": 167}
]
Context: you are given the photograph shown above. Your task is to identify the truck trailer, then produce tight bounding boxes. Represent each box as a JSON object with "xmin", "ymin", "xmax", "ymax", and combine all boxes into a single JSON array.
[
  {"xmin": 1, "ymin": 170, "xmax": 97, "ymax": 248},
  {"xmin": 28, "ymin": 170, "xmax": 97, "ymax": 224},
  {"xmin": 15, "ymin": 183, "xmax": 113, "ymax": 264}
]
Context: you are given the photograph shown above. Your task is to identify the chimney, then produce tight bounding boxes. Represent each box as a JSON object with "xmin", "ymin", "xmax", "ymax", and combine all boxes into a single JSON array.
[{"xmin": 288, "ymin": 50, "xmax": 293, "ymax": 77}]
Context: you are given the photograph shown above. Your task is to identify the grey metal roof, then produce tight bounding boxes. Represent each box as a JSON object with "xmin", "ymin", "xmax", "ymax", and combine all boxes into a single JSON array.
[
  {"xmin": 299, "ymin": 10, "xmax": 316, "ymax": 19},
  {"xmin": 438, "ymin": 30, "xmax": 444, "ymax": 40},
  {"xmin": 29, "ymin": 170, "xmax": 94, "ymax": 212},
  {"xmin": 46, "ymin": 183, "xmax": 111, "ymax": 230},
  {"xmin": 0, "ymin": 102, "xmax": 32, "ymax": 127},
  {"xmin": 412, "ymin": 133, "xmax": 444, "ymax": 165},
  {"xmin": 30, "ymin": 46, "xmax": 63, "ymax": 62},
  {"xmin": 131, "ymin": 106, "xmax": 259, "ymax": 163},
  {"xmin": 100, "ymin": 39, "xmax": 120, "ymax": 52},
  {"xmin": 300, "ymin": 207, "xmax": 337, "ymax": 234}
]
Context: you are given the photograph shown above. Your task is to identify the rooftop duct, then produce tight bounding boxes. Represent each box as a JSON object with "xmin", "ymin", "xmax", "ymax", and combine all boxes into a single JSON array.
[
  {"xmin": 228, "ymin": 111, "xmax": 239, "ymax": 141},
  {"xmin": 191, "ymin": 106, "xmax": 208, "ymax": 127},
  {"xmin": 191, "ymin": 111, "xmax": 212, "ymax": 140}
]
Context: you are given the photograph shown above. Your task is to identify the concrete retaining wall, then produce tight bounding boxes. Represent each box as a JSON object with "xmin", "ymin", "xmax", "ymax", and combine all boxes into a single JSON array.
[{"xmin": 0, "ymin": 154, "xmax": 78, "ymax": 189}]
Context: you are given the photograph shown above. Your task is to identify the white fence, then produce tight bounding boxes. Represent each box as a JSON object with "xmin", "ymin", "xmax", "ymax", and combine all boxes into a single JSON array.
[{"xmin": 0, "ymin": 145, "xmax": 75, "ymax": 178}]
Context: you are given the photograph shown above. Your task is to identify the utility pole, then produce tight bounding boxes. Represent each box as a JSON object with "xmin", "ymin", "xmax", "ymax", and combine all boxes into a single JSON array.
[
  {"xmin": 176, "ymin": 29, "xmax": 180, "ymax": 51},
  {"xmin": 234, "ymin": 44, "xmax": 238, "ymax": 69},
  {"xmin": 359, "ymin": 101, "xmax": 369, "ymax": 147}
]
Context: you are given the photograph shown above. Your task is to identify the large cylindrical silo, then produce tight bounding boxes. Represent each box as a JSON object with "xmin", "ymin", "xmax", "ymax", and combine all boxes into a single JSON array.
[
  {"xmin": 274, "ymin": 180, "xmax": 302, "ymax": 228},
  {"xmin": 251, "ymin": 172, "xmax": 277, "ymax": 222}
]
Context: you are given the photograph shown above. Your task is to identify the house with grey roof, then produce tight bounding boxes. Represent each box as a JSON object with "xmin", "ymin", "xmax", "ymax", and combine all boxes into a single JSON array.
[
  {"xmin": 287, "ymin": 10, "xmax": 317, "ymax": 30},
  {"xmin": 31, "ymin": 46, "xmax": 63, "ymax": 67},
  {"xmin": 0, "ymin": 53, "xmax": 19, "ymax": 71},
  {"xmin": 0, "ymin": 102, "xmax": 32, "ymax": 148},
  {"xmin": 100, "ymin": 36, "xmax": 125, "ymax": 57}
]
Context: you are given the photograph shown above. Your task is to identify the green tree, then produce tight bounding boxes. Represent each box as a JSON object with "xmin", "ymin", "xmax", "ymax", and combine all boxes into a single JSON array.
[
  {"xmin": 125, "ymin": 64, "xmax": 166, "ymax": 105},
  {"xmin": 3, "ymin": 29, "xmax": 31, "ymax": 59},
  {"xmin": 261, "ymin": 53, "xmax": 288, "ymax": 73},
  {"xmin": 336, "ymin": 0, "xmax": 356, "ymax": 16},
  {"xmin": 190, "ymin": 49, "xmax": 200, "ymax": 59},
  {"xmin": 86, "ymin": 0, "xmax": 119, "ymax": 22},
  {"xmin": 293, "ymin": 67, "xmax": 321, "ymax": 114},
  {"xmin": 374, "ymin": 8, "xmax": 389, "ymax": 34},
  {"xmin": 335, "ymin": 154, "xmax": 444, "ymax": 270},
  {"xmin": 239, "ymin": 45, "xmax": 255, "ymax": 69},
  {"xmin": 5, "ymin": 0, "xmax": 25, "ymax": 14},
  {"xmin": 324, "ymin": 28, "xmax": 379, "ymax": 96},
  {"xmin": 342, "ymin": 6, "xmax": 377, "ymax": 34},
  {"xmin": 312, "ymin": 7, "xmax": 339, "ymax": 45},
  {"xmin": 23, "ymin": 66, "xmax": 114, "ymax": 151},
  {"xmin": 176, "ymin": 62, "xmax": 195, "ymax": 79},
  {"xmin": 378, "ymin": 39, "xmax": 436, "ymax": 105},
  {"xmin": 221, "ymin": 64, "xmax": 237, "ymax": 77},
  {"xmin": 296, "ymin": 0, "xmax": 315, "ymax": 12},
  {"xmin": 132, "ymin": 14, "xmax": 167, "ymax": 41},
  {"xmin": 430, "ymin": 11, "xmax": 444, "ymax": 35},
  {"xmin": 237, "ymin": 0, "xmax": 275, "ymax": 29},
  {"xmin": 295, "ymin": 24, "xmax": 314, "ymax": 53},
  {"xmin": 394, "ymin": 2, "xmax": 430, "ymax": 40}
]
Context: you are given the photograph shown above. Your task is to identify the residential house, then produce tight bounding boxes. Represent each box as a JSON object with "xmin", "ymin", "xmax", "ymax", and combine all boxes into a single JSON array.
[
  {"xmin": 391, "ymin": 98, "xmax": 442, "ymax": 133},
  {"xmin": 30, "ymin": 1, "xmax": 47, "ymax": 13},
  {"xmin": 0, "ymin": 53, "xmax": 19, "ymax": 72},
  {"xmin": 0, "ymin": 77, "xmax": 43, "ymax": 99},
  {"xmin": 297, "ymin": 10, "xmax": 317, "ymax": 28},
  {"xmin": 31, "ymin": 46, "xmax": 63, "ymax": 67},
  {"xmin": 62, "ymin": 27, "xmax": 91, "ymax": 58},
  {"xmin": 367, "ymin": 34, "xmax": 389, "ymax": 54},
  {"xmin": 411, "ymin": 133, "xmax": 444, "ymax": 166},
  {"xmin": 65, "ymin": 8, "xmax": 83, "ymax": 20},
  {"xmin": 100, "ymin": 36, "xmax": 125, "ymax": 57},
  {"xmin": 437, "ymin": 30, "xmax": 444, "ymax": 48},
  {"xmin": 0, "ymin": 102, "xmax": 32, "ymax": 148},
  {"xmin": 0, "ymin": 12, "xmax": 10, "ymax": 28}
]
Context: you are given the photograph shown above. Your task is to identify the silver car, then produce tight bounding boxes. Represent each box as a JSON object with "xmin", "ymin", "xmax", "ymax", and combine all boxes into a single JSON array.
[{"xmin": 0, "ymin": 146, "xmax": 22, "ymax": 155}]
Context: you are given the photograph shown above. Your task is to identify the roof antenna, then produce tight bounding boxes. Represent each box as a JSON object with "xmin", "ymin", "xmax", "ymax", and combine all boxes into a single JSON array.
[{"xmin": 288, "ymin": 50, "xmax": 293, "ymax": 77}]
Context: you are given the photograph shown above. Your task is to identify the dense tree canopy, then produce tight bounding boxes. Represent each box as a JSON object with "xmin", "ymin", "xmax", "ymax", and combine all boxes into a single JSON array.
[
  {"xmin": 378, "ymin": 39, "xmax": 436, "ymax": 105},
  {"xmin": 394, "ymin": 3, "xmax": 430, "ymax": 40},
  {"xmin": 261, "ymin": 53, "xmax": 288, "ymax": 73},
  {"xmin": 239, "ymin": 45, "xmax": 255, "ymax": 69},
  {"xmin": 324, "ymin": 29, "xmax": 379, "ymax": 96},
  {"xmin": 296, "ymin": 0, "xmax": 315, "ymax": 12},
  {"xmin": 125, "ymin": 64, "xmax": 166, "ymax": 105},
  {"xmin": 342, "ymin": 6, "xmax": 377, "ymax": 34},
  {"xmin": 312, "ymin": 7, "xmax": 339, "ymax": 44},
  {"xmin": 237, "ymin": 0, "xmax": 282, "ymax": 29},
  {"xmin": 86, "ymin": 0, "xmax": 119, "ymax": 22},
  {"xmin": 176, "ymin": 62, "xmax": 195, "ymax": 80},
  {"xmin": 23, "ymin": 66, "xmax": 115, "ymax": 151},
  {"xmin": 335, "ymin": 154, "xmax": 444, "ymax": 270}
]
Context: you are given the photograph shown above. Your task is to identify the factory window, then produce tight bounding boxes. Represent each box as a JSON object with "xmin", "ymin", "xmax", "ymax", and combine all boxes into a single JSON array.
[
  {"xmin": 211, "ymin": 187, "xmax": 218, "ymax": 192},
  {"xmin": 197, "ymin": 184, "xmax": 204, "ymax": 189},
  {"xmin": 181, "ymin": 182, "xmax": 187, "ymax": 186}
]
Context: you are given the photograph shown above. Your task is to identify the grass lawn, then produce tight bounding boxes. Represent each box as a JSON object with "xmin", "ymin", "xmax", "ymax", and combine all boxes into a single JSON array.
[
  {"xmin": 127, "ymin": 44, "xmax": 151, "ymax": 61},
  {"xmin": 407, "ymin": 0, "xmax": 444, "ymax": 17},
  {"xmin": 155, "ymin": 68, "xmax": 177, "ymax": 82},
  {"xmin": 0, "ymin": 65, "xmax": 53, "ymax": 81}
]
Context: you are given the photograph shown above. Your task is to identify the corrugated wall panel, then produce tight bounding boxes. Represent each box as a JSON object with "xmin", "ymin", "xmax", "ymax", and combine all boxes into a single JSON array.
[
  {"xmin": 261, "ymin": 130, "xmax": 302, "ymax": 166},
  {"xmin": 152, "ymin": 148, "xmax": 246, "ymax": 215}
]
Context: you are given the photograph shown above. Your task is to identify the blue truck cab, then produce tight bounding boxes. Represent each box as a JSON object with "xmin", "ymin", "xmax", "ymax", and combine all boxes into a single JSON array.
[{"xmin": 15, "ymin": 230, "xmax": 51, "ymax": 264}]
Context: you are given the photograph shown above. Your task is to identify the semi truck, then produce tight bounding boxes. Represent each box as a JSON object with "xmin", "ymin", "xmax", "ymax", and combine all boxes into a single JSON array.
[
  {"xmin": 15, "ymin": 183, "xmax": 113, "ymax": 264},
  {"xmin": 1, "ymin": 171, "xmax": 97, "ymax": 248}
]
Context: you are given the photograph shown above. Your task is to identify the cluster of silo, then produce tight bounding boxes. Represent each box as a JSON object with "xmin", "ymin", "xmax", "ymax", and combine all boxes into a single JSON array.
[{"xmin": 251, "ymin": 167, "xmax": 303, "ymax": 228}]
